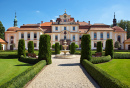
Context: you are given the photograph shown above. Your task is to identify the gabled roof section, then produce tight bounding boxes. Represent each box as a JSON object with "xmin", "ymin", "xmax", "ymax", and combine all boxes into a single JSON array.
[
  {"xmin": 78, "ymin": 22, "xmax": 89, "ymax": 25},
  {"xmin": 112, "ymin": 26, "xmax": 125, "ymax": 32},
  {"xmin": 41, "ymin": 22, "xmax": 52, "ymax": 26},
  {"xmin": 0, "ymin": 38, "xmax": 7, "ymax": 43},
  {"xmin": 124, "ymin": 38, "xmax": 130, "ymax": 42},
  {"xmin": 16, "ymin": 27, "xmax": 44, "ymax": 31}
]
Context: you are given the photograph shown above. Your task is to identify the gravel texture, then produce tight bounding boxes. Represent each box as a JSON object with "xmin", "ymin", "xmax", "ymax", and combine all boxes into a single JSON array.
[{"xmin": 26, "ymin": 55, "xmax": 100, "ymax": 88}]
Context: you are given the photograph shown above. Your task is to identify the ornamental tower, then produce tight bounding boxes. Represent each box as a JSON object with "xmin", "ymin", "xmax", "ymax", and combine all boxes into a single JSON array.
[
  {"xmin": 14, "ymin": 12, "xmax": 17, "ymax": 27},
  {"xmin": 113, "ymin": 12, "xmax": 117, "ymax": 27}
]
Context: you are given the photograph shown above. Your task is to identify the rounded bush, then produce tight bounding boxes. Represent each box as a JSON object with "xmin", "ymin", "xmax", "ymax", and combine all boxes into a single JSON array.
[
  {"xmin": 18, "ymin": 39, "xmax": 26, "ymax": 57},
  {"xmin": 28, "ymin": 41, "xmax": 34, "ymax": 53},
  {"xmin": 80, "ymin": 34, "xmax": 92, "ymax": 63},
  {"xmin": 75, "ymin": 44, "xmax": 79, "ymax": 48},
  {"xmin": 97, "ymin": 41, "xmax": 102, "ymax": 52},
  {"xmin": 38, "ymin": 34, "xmax": 52, "ymax": 64},
  {"xmin": 70, "ymin": 42, "xmax": 75, "ymax": 54},
  {"xmin": 55, "ymin": 42, "xmax": 60, "ymax": 54}
]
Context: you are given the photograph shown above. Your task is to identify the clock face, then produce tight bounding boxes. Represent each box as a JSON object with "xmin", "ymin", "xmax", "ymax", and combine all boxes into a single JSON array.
[{"xmin": 64, "ymin": 15, "xmax": 67, "ymax": 18}]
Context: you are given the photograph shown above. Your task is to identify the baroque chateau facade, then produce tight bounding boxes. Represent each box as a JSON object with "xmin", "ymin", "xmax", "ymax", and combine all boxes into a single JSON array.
[{"xmin": 4, "ymin": 11, "xmax": 130, "ymax": 50}]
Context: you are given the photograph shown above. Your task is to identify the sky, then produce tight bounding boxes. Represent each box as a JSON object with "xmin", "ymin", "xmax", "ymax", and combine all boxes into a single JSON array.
[{"xmin": 0, "ymin": 0, "xmax": 130, "ymax": 30}]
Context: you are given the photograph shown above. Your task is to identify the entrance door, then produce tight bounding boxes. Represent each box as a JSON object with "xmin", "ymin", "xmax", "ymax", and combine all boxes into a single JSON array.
[
  {"xmin": 128, "ymin": 45, "xmax": 130, "ymax": 50},
  {"xmin": 10, "ymin": 45, "xmax": 13, "ymax": 50}
]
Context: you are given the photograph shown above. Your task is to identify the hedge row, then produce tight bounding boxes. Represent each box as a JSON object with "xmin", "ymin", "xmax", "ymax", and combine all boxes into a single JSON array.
[
  {"xmin": 82, "ymin": 59, "xmax": 129, "ymax": 88},
  {"xmin": 0, "ymin": 54, "xmax": 18, "ymax": 59},
  {"xmin": 114, "ymin": 53, "xmax": 130, "ymax": 59},
  {"xmin": 0, "ymin": 60, "xmax": 46, "ymax": 88},
  {"xmin": 18, "ymin": 55, "xmax": 39, "ymax": 64},
  {"xmin": 91, "ymin": 55, "xmax": 111, "ymax": 64}
]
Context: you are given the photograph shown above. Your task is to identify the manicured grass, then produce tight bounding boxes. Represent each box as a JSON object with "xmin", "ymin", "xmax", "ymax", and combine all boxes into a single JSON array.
[
  {"xmin": 0, "ymin": 59, "xmax": 32, "ymax": 86},
  {"xmin": 96, "ymin": 59, "xmax": 130, "ymax": 87}
]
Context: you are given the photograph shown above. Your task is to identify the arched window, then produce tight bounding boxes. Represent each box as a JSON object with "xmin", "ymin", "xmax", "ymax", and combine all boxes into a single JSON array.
[
  {"xmin": 94, "ymin": 33, "xmax": 97, "ymax": 39},
  {"xmin": 100, "ymin": 33, "xmax": 103, "ymax": 39},
  {"xmin": 73, "ymin": 35, "xmax": 75, "ymax": 41},
  {"xmin": 117, "ymin": 35, "xmax": 121, "ymax": 43}
]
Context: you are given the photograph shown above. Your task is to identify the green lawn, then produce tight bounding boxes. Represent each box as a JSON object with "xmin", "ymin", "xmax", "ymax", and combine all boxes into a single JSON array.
[
  {"xmin": 96, "ymin": 59, "xmax": 130, "ymax": 86},
  {"xmin": 0, "ymin": 51, "xmax": 33, "ymax": 86}
]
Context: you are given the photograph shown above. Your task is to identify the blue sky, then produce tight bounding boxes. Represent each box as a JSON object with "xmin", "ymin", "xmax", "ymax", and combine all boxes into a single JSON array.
[{"xmin": 0, "ymin": 0, "xmax": 130, "ymax": 30}]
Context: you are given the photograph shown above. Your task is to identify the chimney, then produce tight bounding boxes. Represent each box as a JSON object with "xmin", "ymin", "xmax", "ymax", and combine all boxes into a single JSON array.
[
  {"xmin": 83, "ymin": 21, "xmax": 85, "ymax": 22},
  {"xmin": 41, "ymin": 21, "xmax": 43, "ymax": 24},
  {"xmin": 50, "ymin": 20, "xmax": 53, "ymax": 22},
  {"xmin": 23, "ymin": 24, "xmax": 25, "ymax": 25},
  {"xmin": 88, "ymin": 21, "xmax": 90, "ymax": 25},
  {"xmin": 77, "ymin": 20, "xmax": 79, "ymax": 22}
]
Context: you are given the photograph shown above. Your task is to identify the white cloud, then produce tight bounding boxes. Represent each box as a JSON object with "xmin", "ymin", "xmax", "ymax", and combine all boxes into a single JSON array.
[
  {"xmin": 55, "ymin": 16, "xmax": 58, "ymax": 18},
  {"xmin": 52, "ymin": 19, "xmax": 55, "ymax": 22},
  {"xmin": 36, "ymin": 11, "xmax": 40, "ymax": 13}
]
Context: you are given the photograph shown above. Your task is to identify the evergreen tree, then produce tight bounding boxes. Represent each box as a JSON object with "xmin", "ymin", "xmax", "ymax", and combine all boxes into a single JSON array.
[
  {"xmin": 70, "ymin": 42, "xmax": 75, "ymax": 54},
  {"xmin": 55, "ymin": 42, "xmax": 60, "ymax": 54},
  {"xmin": 18, "ymin": 39, "xmax": 26, "ymax": 57},
  {"xmin": 97, "ymin": 41, "xmax": 102, "ymax": 52},
  {"xmin": 28, "ymin": 41, "xmax": 34, "ymax": 53},
  {"xmin": 0, "ymin": 21, "xmax": 5, "ymax": 39},
  {"xmin": 0, "ymin": 43, "xmax": 2, "ymax": 50}
]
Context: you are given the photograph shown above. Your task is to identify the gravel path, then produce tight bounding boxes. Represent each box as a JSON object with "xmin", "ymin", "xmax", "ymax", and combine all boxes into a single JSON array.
[{"xmin": 26, "ymin": 55, "xmax": 100, "ymax": 88}]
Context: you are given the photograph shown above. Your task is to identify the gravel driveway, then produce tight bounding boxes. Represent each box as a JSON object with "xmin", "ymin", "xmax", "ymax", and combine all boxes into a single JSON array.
[{"xmin": 25, "ymin": 55, "xmax": 100, "ymax": 88}]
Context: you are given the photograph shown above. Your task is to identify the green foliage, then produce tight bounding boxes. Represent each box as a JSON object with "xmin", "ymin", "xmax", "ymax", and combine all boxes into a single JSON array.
[
  {"xmin": 70, "ymin": 42, "xmax": 75, "ymax": 54},
  {"xmin": 55, "ymin": 42, "xmax": 60, "ymax": 54},
  {"xmin": 28, "ymin": 41, "xmax": 34, "ymax": 53},
  {"xmin": 82, "ymin": 59, "xmax": 129, "ymax": 88},
  {"xmin": 52, "ymin": 44, "xmax": 55, "ymax": 49},
  {"xmin": 69, "ymin": 45, "xmax": 71, "ymax": 50},
  {"xmin": 0, "ymin": 60, "xmax": 46, "ymax": 88},
  {"xmin": 105, "ymin": 39, "xmax": 114, "ymax": 58},
  {"xmin": 0, "ymin": 43, "xmax": 2, "ymax": 50},
  {"xmin": 18, "ymin": 55, "xmax": 39, "ymax": 64},
  {"xmin": 75, "ymin": 44, "xmax": 79, "ymax": 48},
  {"xmin": 60, "ymin": 45, "xmax": 62, "ymax": 50},
  {"xmin": 97, "ymin": 41, "xmax": 102, "ymax": 52},
  {"xmin": 117, "ymin": 20, "xmax": 130, "ymax": 39},
  {"xmin": 80, "ymin": 34, "xmax": 92, "ymax": 63},
  {"xmin": 38, "ymin": 34, "xmax": 52, "ymax": 64},
  {"xmin": 18, "ymin": 39, "xmax": 26, "ymax": 57},
  {"xmin": 0, "ymin": 21, "xmax": 5, "ymax": 39},
  {"xmin": 114, "ymin": 53, "xmax": 130, "ymax": 59},
  {"xmin": 91, "ymin": 55, "xmax": 111, "ymax": 64},
  {"xmin": 114, "ymin": 41, "xmax": 120, "ymax": 48}
]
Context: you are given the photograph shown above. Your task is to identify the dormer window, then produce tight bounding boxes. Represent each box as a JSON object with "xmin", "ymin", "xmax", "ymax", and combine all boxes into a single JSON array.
[
  {"xmin": 55, "ymin": 27, "xmax": 58, "ymax": 31},
  {"xmin": 64, "ymin": 27, "xmax": 66, "ymax": 30}
]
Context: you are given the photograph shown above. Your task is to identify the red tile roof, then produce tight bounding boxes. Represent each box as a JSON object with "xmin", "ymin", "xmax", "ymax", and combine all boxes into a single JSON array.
[
  {"xmin": 41, "ymin": 22, "xmax": 52, "ymax": 26},
  {"xmin": 0, "ymin": 38, "xmax": 7, "ymax": 43},
  {"xmin": 124, "ymin": 38, "xmax": 130, "ymax": 42},
  {"xmin": 16, "ymin": 27, "xmax": 44, "ymax": 31},
  {"xmin": 7, "ymin": 27, "xmax": 19, "ymax": 31},
  {"xmin": 90, "ymin": 28, "xmax": 113, "ymax": 31},
  {"xmin": 112, "ymin": 26, "xmax": 125, "ymax": 32},
  {"xmin": 78, "ymin": 22, "xmax": 89, "ymax": 25}
]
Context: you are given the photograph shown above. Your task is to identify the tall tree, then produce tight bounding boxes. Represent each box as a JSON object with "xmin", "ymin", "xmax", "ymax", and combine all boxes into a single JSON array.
[
  {"xmin": 117, "ymin": 20, "xmax": 130, "ymax": 39},
  {"xmin": 0, "ymin": 21, "xmax": 5, "ymax": 39}
]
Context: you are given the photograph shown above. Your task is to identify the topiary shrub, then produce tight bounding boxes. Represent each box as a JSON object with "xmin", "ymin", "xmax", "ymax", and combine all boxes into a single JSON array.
[
  {"xmin": 60, "ymin": 45, "xmax": 62, "ymax": 50},
  {"xmin": 97, "ymin": 41, "xmax": 102, "ymax": 52},
  {"xmin": 70, "ymin": 42, "xmax": 75, "ymax": 54},
  {"xmin": 75, "ymin": 44, "xmax": 79, "ymax": 48},
  {"xmin": 80, "ymin": 34, "xmax": 92, "ymax": 63},
  {"xmin": 28, "ymin": 41, "xmax": 34, "ymax": 54},
  {"xmin": 38, "ymin": 34, "xmax": 52, "ymax": 65},
  {"xmin": 0, "ymin": 43, "xmax": 2, "ymax": 50},
  {"xmin": 69, "ymin": 45, "xmax": 71, "ymax": 50},
  {"xmin": 105, "ymin": 39, "xmax": 114, "ymax": 58},
  {"xmin": 55, "ymin": 42, "xmax": 60, "ymax": 54},
  {"xmin": 114, "ymin": 41, "xmax": 121, "ymax": 49},
  {"xmin": 18, "ymin": 39, "xmax": 26, "ymax": 57},
  {"xmin": 52, "ymin": 44, "xmax": 55, "ymax": 49}
]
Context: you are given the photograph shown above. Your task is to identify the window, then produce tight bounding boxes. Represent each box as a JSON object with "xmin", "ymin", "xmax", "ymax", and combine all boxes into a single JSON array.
[
  {"xmin": 94, "ymin": 33, "xmax": 97, "ymax": 39},
  {"xmin": 34, "ymin": 33, "xmax": 37, "ymax": 39},
  {"xmin": 64, "ymin": 35, "xmax": 66, "ymax": 40},
  {"xmin": 64, "ymin": 20, "xmax": 66, "ymax": 22},
  {"xmin": 11, "ymin": 40, "xmax": 13, "ymax": 44},
  {"xmin": 28, "ymin": 33, "xmax": 30, "ymax": 39},
  {"xmin": 10, "ymin": 36, "xmax": 14, "ymax": 44},
  {"xmin": 73, "ymin": 26, "xmax": 75, "ymax": 31},
  {"xmin": 79, "ymin": 35, "xmax": 82, "ymax": 40},
  {"xmin": 100, "ymin": 33, "xmax": 103, "ymax": 39},
  {"xmin": 73, "ymin": 35, "xmax": 75, "ymax": 41},
  {"xmin": 34, "ymin": 43, "xmax": 36, "ymax": 47},
  {"xmin": 64, "ymin": 27, "xmax": 66, "ymax": 30},
  {"xmin": 55, "ymin": 35, "xmax": 58, "ymax": 41},
  {"xmin": 107, "ymin": 33, "xmax": 110, "ymax": 39},
  {"xmin": 118, "ymin": 35, "xmax": 121, "ymax": 43},
  {"xmin": 94, "ymin": 42, "xmax": 97, "ymax": 47},
  {"xmin": 11, "ymin": 36, "xmax": 14, "ymax": 39},
  {"xmin": 55, "ymin": 27, "xmax": 58, "ymax": 30},
  {"xmin": 21, "ymin": 33, "xmax": 24, "ymax": 39}
]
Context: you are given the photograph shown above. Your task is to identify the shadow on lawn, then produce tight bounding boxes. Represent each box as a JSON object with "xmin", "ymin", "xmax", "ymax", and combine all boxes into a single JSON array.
[
  {"xmin": 14, "ymin": 63, "xmax": 33, "ymax": 66},
  {"xmin": 58, "ymin": 63, "xmax": 100, "ymax": 88}
]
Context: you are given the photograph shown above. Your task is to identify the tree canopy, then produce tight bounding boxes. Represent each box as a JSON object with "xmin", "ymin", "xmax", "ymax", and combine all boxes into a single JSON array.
[{"xmin": 0, "ymin": 21, "xmax": 5, "ymax": 39}]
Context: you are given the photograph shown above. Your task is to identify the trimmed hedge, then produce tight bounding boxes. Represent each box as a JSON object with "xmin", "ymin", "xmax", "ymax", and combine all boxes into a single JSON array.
[
  {"xmin": 52, "ymin": 44, "xmax": 55, "ymax": 49},
  {"xmin": 97, "ymin": 41, "xmax": 102, "ymax": 52},
  {"xmin": 18, "ymin": 55, "xmax": 39, "ymax": 64},
  {"xmin": 60, "ymin": 45, "xmax": 62, "ymax": 50},
  {"xmin": 82, "ymin": 59, "xmax": 129, "ymax": 88},
  {"xmin": 70, "ymin": 42, "xmax": 75, "ymax": 54},
  {"xmin": 0, "ymin": 60, "xmax": 46, "ymax": 88},
  {"xmin": 114, "ymin": 53, "xmax": 130, "ymax": 59},
  {"xmin": 28, "ymin": 41, "xmax": 34, "ymax": 53},
  {"xmin": 55, "ymin": 42, "xmax": 60, "ymax": 54},
  {"xmin": 38, "ymin": 34, "xmax": 52, "ymax": 65},
  {"xmin": 0, "ymin": 54, "xmax": 18, "ymax": 59},
  {"xmin": 105, "ymin": 39, "xmax": 114, "ymax": 58},
  {"xmin": 18, "ymin": 39, "xmax": 26, "ymax": 57},
  {"xmin": 91, "ymin": 55, "xmax": 111, "ymax": 64},
  {"xmin": 80, "ymin": 34, "xmax": 92, "ymax": 63}
]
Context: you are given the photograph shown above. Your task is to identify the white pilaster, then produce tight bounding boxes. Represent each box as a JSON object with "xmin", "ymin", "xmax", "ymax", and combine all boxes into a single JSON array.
[
  {"xmin": 53, "ymin": 34, "xmax": 55, "ymax": 41},
  {"xmin": 103, "ymin": 32, "xmax": 107, "ymax": 40},
  {"xmin": 67, "ymin": 26, "xmax": 69, "ymax": 31},
  {"xmin": 91, "ymin": 32, "xmax": 94, "ymax": 40},
  {"xmin": 115, "ymin": 33, "xmax": 117, "ymax": 41},
  {"xmin": 24, "ymin": 32, "xmax": 27, "ymax": 40},
  {"xmin": 30, "ymin": 32, "xmax": 34, "ymax": 40},
  {"xmin": 19, "ymin": 32, "xmax": 21, "ymax": 39},
  {"xmin": 110, "ymin": 32, "xmax": 112, "ymax": 39},
  {"xmin": 37, "ymin": 41, "xmax": 39, "ymax": 49},
  {"xmin": 58, "ymin": 26, "xmax": 60, "ymax": 32},
  {"xmin": 97, "ymin": 32, "xmax": 100, "ymax": 40},
  {"xmin": 71, "ymin": 26, "xmax": 72, "ymax": 32},
  {"xmin": 25, "ymin": 41, "xmax": 27, "ymax": 48},
  {"xmin": 37, "ymin": 32, "xmax": 39, "ymax": 40},
  {"xmin": 76, "ymin": 26, "xmax": 78, "ymax": 32},
  {"xmin": 58, "ymin": 34, "xmax": 60, "ymax": 41},
  {"xmin": 71, "ymin": 34, "xmax": 72, "ymax": 41}
]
